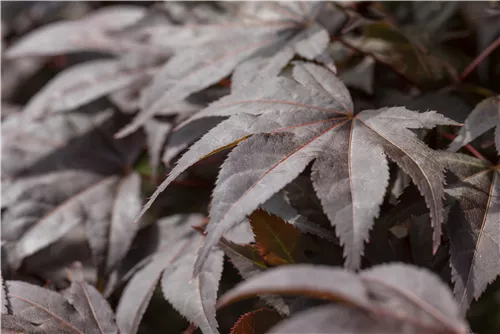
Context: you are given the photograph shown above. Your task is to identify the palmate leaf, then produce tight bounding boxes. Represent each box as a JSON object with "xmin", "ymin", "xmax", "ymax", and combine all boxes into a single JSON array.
[
  {"xmin": 139, "ymin": 61, "xmax": 457, "ymax": 273},
  {"xmin": 218, "ymin": 264, "xmax": 469, "ymax": 334},
  {"xmin": 1, "ymin": 108, "xmax": 145, "ymax": 274},
  {"xmin": 116, "ymin": 1, "xmax": 345, "ymax": 137},
  {"xmin": 4, "ymin": 5, "xmax": 147, "ymax": 58},
  {"xmin": 447, "ymin": 95, "xmax": 500, "ymax": 154},
  {"xmin": 115, "ymin": 214, "xmax": 223, "ymax": 334},
  {"xmin": 5, "ymin": 270, "xmax": 119, "ymax": 334},
  {"xmin": 440, "ymin": 152, "xmax": 500, "ymax": 313}
]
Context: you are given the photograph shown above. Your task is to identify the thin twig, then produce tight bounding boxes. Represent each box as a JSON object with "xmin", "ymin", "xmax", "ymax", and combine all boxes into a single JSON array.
[
  {"xmin": 440, "ymin": 132, "xmax": 488, "ymax": 161},
  {"xmin": 459, "ymin": 37, "xmax": 500, "ymax": 81}
]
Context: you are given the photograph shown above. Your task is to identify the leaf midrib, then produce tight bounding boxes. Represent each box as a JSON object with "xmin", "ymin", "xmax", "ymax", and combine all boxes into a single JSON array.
[{"xmin": 10, "ymin": 294, "xmax": 83, "ymax": 334}]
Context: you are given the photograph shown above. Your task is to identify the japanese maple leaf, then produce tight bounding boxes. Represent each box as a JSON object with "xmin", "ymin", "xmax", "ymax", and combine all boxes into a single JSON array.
[
  {"xmin": 4, "ymin": 5, "xmax": 147, "ymax": 58},
  {"xmin": 1, "ymin": 108, "xmax": 144, "ymax": 275},
  {"xmin": 138, "ymin": 61, "xmax": 457, "ymax": 272},
  {"xmin": 440, "ymin": 152, "xmax": 500, "ymax": 313},
  {"xmin": 116, "ymin": 1, "xmax": 345, "ymax": 137},
  {"xmin": 115, "ymin": 214, "xmax": 223, "ymax": 334},
  {"xmin": 447, "ymin": 95, "xmax": 500, "ymax": 154},
  {"xmin": 4, "ymin": 263, "xmax": 119, "ymax": 333},
  {"xmin": 218, "ymin": 264, "xmax": 469, "ymax": 334}
]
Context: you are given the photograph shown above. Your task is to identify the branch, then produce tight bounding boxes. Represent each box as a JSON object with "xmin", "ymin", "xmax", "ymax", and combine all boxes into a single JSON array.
[{"xmin": 459, "ymin": 37, "xmax": 500, "ymax": 81}]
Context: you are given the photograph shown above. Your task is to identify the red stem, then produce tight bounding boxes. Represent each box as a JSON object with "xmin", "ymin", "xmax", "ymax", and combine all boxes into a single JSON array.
[
  {"xmin": 440, "ymin": 132, "xmax": 487, "ymax": 161},
  {"xmin": 459, "ymin": 37, "xmax": 500, "ymax": 81}
]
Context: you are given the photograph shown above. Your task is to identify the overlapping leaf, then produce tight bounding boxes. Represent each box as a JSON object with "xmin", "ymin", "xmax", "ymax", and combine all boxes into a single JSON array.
[
  {"xmin": 357, "ymin": 21, "xmax": 466, "ymax": 85},
  {"xmin": 248, "ymin": 209, "xmax": 340, "ymax": 267},
  {"xmin": 115, "ymin": 214, "xmax": 224, "ymax": 334},
  {"xmin": 440, "ymin": 152, "xmax": 500, "ymax": 313},
  {"xmin": 4, "ymin": 5, "xmax": 147, "ymax": 58},
  {"xmin": 18, "ymin": 55, "xmax": 162, "ymax": 121},
  {"xmin": 447, "ymin": 95, "xmax": 500, "ymax": 154},
  {"xmin": 4, "ymin": 271, "xmax": 119, "ymax": 334},
  {"xmin": 218, "ymin": 264, "xmax": 469, "ymax": 334},
  {"xmin": 116, "ymin": 1, "xmax": 346, "ymax": 137},
  {"xmin": 1, "ymin": 108, "xmax": 145, "ymax": 274},
  {"xmin": 64, "ymin": 262, "xmax": 118, "ymax": 333},
  {"xmin": 139, "ymin": 61, "xmax": 457, "ymax": 273}
]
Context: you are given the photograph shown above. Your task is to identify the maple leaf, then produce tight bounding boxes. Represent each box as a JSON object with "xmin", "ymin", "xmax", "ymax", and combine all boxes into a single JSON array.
[
  {"xmin": 262, "ymin": 189, "xmax": 335, "ymax": 241},
  {"xmin": 19, "ymin": 55, "xmax": 162, "ymax": 121},
  {"xmin": 249, "ymin": 210, "xmax": 306, "ymax": 266},
  {"xmin": 138, "ymin": 61, "xmax": 457, "ymax": 272},
  {"xmin": 1, "ymin": 108, "xmax": 145, "ymax": 276},
  {"xmin": 447, "ymin": 95, "xmax": 500, "ymax": 154},
  {"xmin": 64, "ymin": 262, "xmax": 119, "ymax": 333},
  {"xmin": 4, "ymin": 5, "xmax": 147, "ymax": 58},
  {"xmin": 116, "ymin": 1, "xmax": 345, "ymax": 137},
  {"xmin": 218, "ymin": 235, "xmax": 291, "ymax": 316},
  {"xmin": 115, "ymin": 214, "xmax": 223, "ymax": 334},
  {"xmin": 1, "ymin": 314, "xmax": 47, "ymax": 333},
  {"xmin": 4, "ymin": 270, "xmax": 119, "ymax": 334},
  {"xmin": 103, "ymin": 214, "xmax": 206, "ymax": 297},
  {"xmin": 440, "ymin": 152, "xmax": 500, "ymax": 313},
  {"xmin": 248, "ymin": 209, "xmax": 338, "ymax": 267},
  {"xmin": 218, "ymin": 264, "xmax": 469, "ymax": 334}
]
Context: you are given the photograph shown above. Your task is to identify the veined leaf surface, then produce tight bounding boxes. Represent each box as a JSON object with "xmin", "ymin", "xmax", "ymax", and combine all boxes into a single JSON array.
[{"xmin": 138, "ymin": 62, "xmax": 456, "ymax": 273}]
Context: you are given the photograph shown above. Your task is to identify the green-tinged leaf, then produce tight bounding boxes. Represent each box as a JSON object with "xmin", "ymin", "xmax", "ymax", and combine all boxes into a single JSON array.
[
  {"xmin": 249, "ymin": 210, "xmax": 307, "ymax": 266},
  {"xmin": 220, "ymin": 238, "xmax": 267, "ymax": 271},
  {"xmin": 219, "ymin": 236, "xmax": 290, "ymax": 315},
  {"xmin": 230, "ymin": 308, "xmax": 282, "ymax": 334}
]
